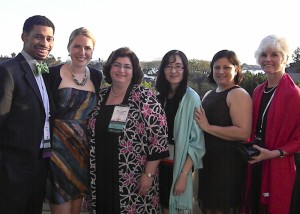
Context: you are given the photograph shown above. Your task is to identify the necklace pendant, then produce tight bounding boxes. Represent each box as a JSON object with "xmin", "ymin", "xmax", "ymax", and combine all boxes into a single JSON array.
[{"xmin": 71, "ymin": 67, "xmax": 88, "ymax": 86}]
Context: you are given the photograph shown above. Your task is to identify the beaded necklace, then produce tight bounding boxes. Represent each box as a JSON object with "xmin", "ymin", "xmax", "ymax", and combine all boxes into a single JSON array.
[{"xmin": 71, "ymin": 67, "xmax": 88, "ymax": 86}]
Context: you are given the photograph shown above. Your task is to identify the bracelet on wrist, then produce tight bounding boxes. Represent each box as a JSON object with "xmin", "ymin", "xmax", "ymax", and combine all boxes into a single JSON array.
[
  {"xmin": 181, "ymin": 170, "xmax": 189, "ymax": 175},
  {"xmin": 144, "ymin": 172, "xmax": 155, "ymax": 178},
  {"xmin": 277, "ymin": 149, "xmax": 284, "ymax": 158}
]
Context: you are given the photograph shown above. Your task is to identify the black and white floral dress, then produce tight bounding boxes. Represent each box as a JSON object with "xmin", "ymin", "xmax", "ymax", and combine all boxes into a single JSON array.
[{"xmin": 88, "ymin": 85, "xmax": 169, "ymax": 214}]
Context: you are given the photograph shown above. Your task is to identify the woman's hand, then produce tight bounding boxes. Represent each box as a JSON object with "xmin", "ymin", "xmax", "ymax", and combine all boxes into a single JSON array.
[
  {"xmin": 173, "ymin": 173, "xmax": 188, "ymax": 195},
  {"xmin": 137, "ymin": 173, "xmax": 154, "ymax": 195},
  {"xmin": 248, "ymin": 145, "xmax": 281, "ymax": 164},
  {"xmin": 194, "ymin": 107, "xmax": 210, "ymax": 132}
]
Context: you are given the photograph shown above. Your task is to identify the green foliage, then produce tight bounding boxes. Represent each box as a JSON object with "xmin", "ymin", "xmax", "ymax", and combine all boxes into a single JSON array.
[
  {"xmin": 141, "ymin": 80, "xmax": 155, "ymax": 92},
  {"xmin": 45, "ymin": 54, "xmax": 61, "ymax": 66},
  {"xmin": 292, "ymin": 47, "xmax": 300, "ymax": 63},
  {"xmin": 198, "ymin": 82, "xmax": 216, "ymax": 98},
  {"xmin": 187, "ymin": 60, "xmax": 211, "ymax": 98},
  {"xmin": 140, "ymin": 60, "xmax": 161, "ymax": 69},
  {"xmin": 88, "ymin": 58, "xmax": 104, "ymax": 69},
  {"xmin": 189, "ymin": 59, "xmax": 210, "ymax": 74},
  {"xmin": 189, "ymin": 70, "xmax": 267, "ymax": 98},
  {"xmin": 140, "ymin": 60, "xmax": 160, "ymax": 76},
  {"xmin": 189, "ymin": 81, "xmax": 215, "ymax": 99},
  {"xmin": 240, "ymin": 71, "xmax": 266, "ymax": 96}
]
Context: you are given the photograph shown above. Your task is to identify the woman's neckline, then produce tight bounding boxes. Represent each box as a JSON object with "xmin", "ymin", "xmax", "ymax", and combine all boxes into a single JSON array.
[{"xmin": 215, "ymin": 85, "xmax": 238, "ymax": 93}]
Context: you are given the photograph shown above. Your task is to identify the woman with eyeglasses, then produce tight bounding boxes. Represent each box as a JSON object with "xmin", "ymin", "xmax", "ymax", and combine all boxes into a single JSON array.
[
  {"xmin": 88, "ymin": 47, "xmax": 169, "ymax": 214},
  {"xmin": 155, "ymin": 50, "xmax": 206, "ymax": 214},
  {"xmin": 194, "ymin": 50, "xmax": 252, "ymax": 214}
]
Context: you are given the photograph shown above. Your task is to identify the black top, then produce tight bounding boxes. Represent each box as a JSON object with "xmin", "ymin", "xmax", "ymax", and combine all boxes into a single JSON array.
[
  {"xmin": 46, "ymin": 64, "xmax": 102, "ymax": 100},
  {"xmin": 250, "ymin": 86, "xmax": 277, "ymax": 213},
  {"xmin": 157, "ymin": 94, "xmax": 180, "ymax": 145},
  {"xmin": 95, "ymin": 104, "xmax": 120, "ymax": 214},
  {"xmin": 198, "ymin": 86, "xmax": 247, "ymax": 210},
  {"xmin": 255, "ymin": 86, "xmax": 277, "ymax": 143}
]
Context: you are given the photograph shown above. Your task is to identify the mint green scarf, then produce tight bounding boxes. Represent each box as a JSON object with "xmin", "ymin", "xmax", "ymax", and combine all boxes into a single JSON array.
[{"xmin": 169, "ymin": 87, "xmax": 206, "ymax": 213}]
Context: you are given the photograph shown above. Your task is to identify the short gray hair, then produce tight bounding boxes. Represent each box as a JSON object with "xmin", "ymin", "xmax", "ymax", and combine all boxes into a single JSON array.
[{"xmin": 254, "ymin": 35, "xmax": 290, "ymax": 64}]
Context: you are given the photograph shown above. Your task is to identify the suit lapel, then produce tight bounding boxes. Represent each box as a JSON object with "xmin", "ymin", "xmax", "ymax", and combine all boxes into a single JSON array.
[{"xmin": 18, "ymin": 55, "xmax": 44, "ymax": 106}]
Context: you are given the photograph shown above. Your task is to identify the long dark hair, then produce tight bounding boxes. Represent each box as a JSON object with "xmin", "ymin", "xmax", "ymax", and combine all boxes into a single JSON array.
[{"xmin": 155, "ymin": 50, "xmax": 189, "ymax": 102}]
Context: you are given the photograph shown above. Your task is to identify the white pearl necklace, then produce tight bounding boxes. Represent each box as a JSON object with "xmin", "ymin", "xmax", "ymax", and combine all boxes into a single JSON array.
[{"xmin": 263, "ymin": 86, "xmax": 277, "ymax": 94}]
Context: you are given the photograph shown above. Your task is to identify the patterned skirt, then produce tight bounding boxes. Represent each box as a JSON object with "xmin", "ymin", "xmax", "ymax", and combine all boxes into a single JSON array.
[{"xmin": 46, "ymin": 119, "xmax": 90, "ymax": 204}]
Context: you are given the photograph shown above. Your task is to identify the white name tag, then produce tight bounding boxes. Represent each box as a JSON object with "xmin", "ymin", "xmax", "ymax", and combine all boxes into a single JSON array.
[
  {"xmin": 43, "ymin": 142, "xmax": 51, "ymax": 148},
  {"xmin": 108, "ymin": 106, "xmax": 130, "ymax": 133}
]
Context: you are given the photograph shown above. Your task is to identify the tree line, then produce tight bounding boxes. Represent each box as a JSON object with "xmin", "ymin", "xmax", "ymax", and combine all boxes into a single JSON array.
[{"xmin": 42, "ymin": 46, "xmax": 300, "ymax": 97}]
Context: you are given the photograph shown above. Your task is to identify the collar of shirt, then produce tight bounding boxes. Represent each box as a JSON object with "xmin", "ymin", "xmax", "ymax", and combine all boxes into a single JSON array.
[{"xmin": 21, "ymin": 50, "xmax": 41, "ymax": 74}]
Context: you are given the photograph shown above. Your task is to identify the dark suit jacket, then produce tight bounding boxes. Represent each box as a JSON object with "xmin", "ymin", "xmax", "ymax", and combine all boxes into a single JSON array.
[{"xmin": 0, "ymin": 53, "xmax": 55, "ymax": 181}]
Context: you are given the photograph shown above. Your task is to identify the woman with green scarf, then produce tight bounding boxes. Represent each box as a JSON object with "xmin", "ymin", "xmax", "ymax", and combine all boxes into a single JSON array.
[{"xmin": 156, "ymin": 50, "xmax": 206, "ymax": 214}]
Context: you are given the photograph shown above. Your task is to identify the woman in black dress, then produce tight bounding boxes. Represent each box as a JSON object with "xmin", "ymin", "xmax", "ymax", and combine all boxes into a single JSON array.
[{"xmin": 194, "ymin": 50, "xmax": 252, "ymax": 214}]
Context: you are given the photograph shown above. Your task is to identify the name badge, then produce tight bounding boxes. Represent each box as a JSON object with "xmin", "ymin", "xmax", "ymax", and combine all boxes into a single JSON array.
[
  {"xmin": 42, "ymin": 139, "xmax": 52, "ymax": 158},
  {"xmin": 108, "ymin": 106, "xmax": 130, "ymax": 134}
]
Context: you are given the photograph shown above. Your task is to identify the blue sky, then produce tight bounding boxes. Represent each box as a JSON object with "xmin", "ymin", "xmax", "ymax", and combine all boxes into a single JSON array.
[{"xmin": 1, "ymin": 0, "xmax": 299, "ymax": 65}]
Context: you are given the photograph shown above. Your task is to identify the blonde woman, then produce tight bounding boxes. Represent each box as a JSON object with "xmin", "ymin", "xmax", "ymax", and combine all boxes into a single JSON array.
[{"xmin": 45, "ymin": 27, "xmax": 102, "ymax": 213}]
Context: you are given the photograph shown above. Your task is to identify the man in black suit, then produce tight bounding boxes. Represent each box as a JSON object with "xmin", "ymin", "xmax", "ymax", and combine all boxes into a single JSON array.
[{"xmin": 0, "ymin": 15, "xmax": 55, "ymax": 214}]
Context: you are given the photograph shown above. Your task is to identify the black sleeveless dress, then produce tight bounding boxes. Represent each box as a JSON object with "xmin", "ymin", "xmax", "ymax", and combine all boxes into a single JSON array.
[{"xmin": 198, "ymin": 86, "xmax": 247, "ymax": 212}]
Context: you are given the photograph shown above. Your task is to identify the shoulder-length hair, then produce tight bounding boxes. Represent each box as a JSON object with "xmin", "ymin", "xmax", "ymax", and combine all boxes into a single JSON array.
[
  {"xmin": 208, "ymin": 49, "xmax": 243, "ymax": 85},
  {"xmin": 102, "ymin": 47, "xmax": 143, "ymax": 84},
  {"xmin": 254, "ymin": 35, "xmax": 290, "ymax": 64},
  {"xmin": 155, "ymin": 50, "xmax": 189, "ymax": 100}
]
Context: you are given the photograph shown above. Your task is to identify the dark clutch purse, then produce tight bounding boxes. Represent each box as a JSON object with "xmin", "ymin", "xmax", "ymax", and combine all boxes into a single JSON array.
[{"xmin": 236, "ymin": 140, "xmax": 260, "ymax": 161}]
